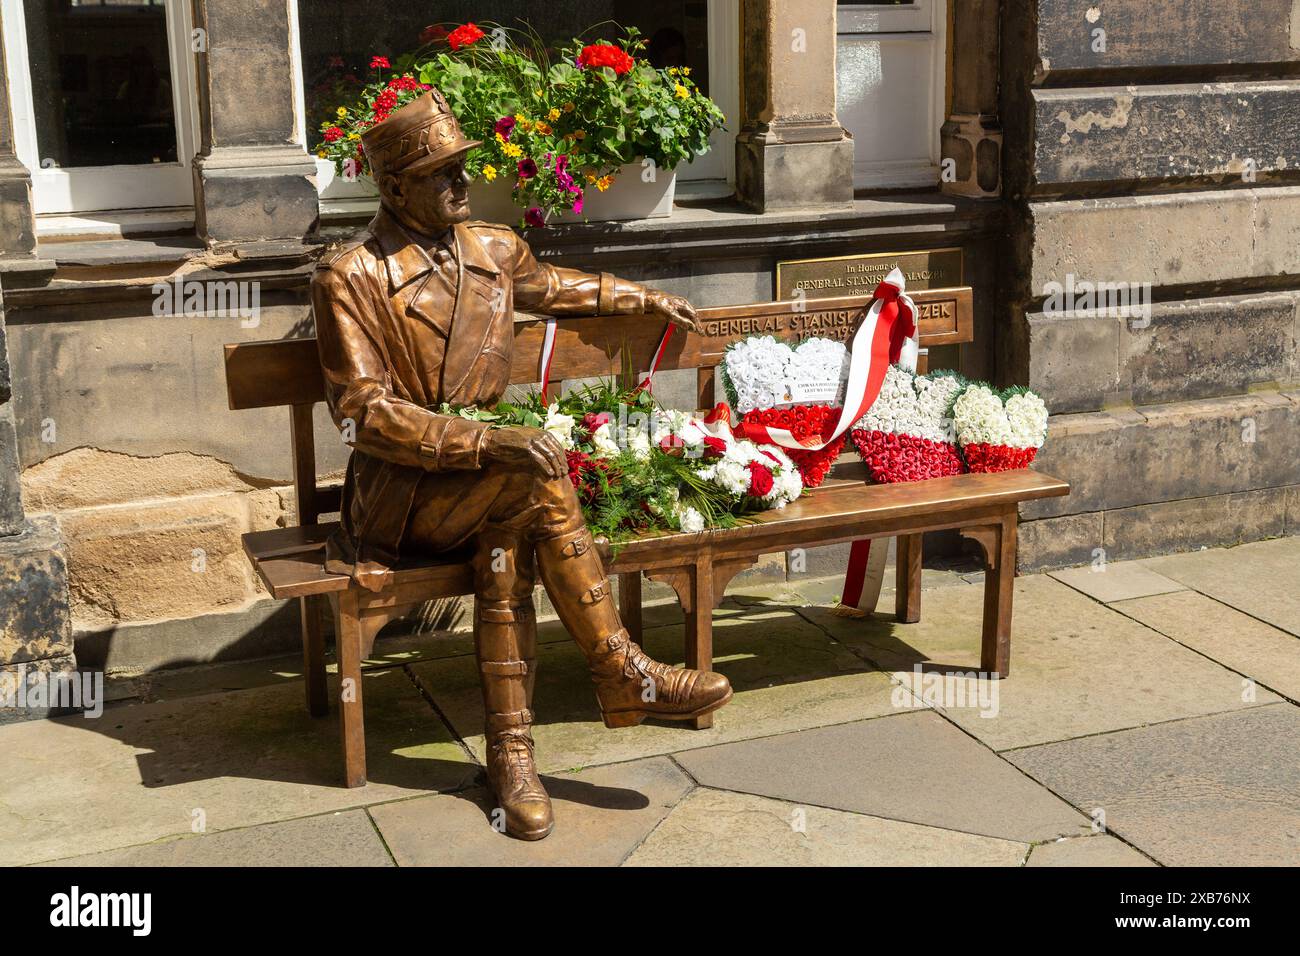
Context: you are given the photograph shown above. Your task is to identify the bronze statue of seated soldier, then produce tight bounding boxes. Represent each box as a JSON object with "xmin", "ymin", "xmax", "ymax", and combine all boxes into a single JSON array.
[{"xmin": 310, "ymin": 89, "xmax": 732, "ymax": 840}]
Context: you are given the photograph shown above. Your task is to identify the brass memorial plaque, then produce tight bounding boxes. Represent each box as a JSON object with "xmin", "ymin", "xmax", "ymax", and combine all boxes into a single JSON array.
[{"xmin": 775, "ymin": 247, "xmax": 964, "ymax": 300}]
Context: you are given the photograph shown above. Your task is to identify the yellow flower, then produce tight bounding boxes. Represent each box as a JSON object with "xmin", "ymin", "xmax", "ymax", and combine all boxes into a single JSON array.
[
  {"xmin": 667, "ymin": 67, "xmax": 678, "ymax": 75},
  {"xmin": 518, "ymin": 118, "xmax": 533, "ymax": 132},
  {"xmin": 535, "ymin": 121, "xmax": 553, "ymax": 136},
  {"xmin": 514, "ymin": 112, "xmax": 526, "ymax": 122},
  {"xmin": 547, "ymin": 108, "xmax": 561, "ymax": 121},
  {"xmin": 596, "ymin": 174, "xmax": 614, "ymax": 192},
  {"xmin": 674, "ymin": 84, "xmax": 690, "ymax": 99},
  {"xmin": 348, "ymin": 132, "xmax": 359, "ymax": 140},
  {"xmin": 482, "ymin": 164, "xmax": 497, "ymax": 182},
  {"xmin": 573, "ymin": 129, "xmax": 586, "ymax": 140},
  {"xmin": 502, "ymin": 142, "xmax": 523, "ymax": 158},
  {"xmin": 316, "ymin": 149, "xmax": 327, "ymax": 158},
  {"xmin": 495, "ymin": 132, "xmax": 506, "ymax": 144},
  {"xmin": 562, "ymin": 101, "xmax": 575, "ymax": 113},
  {"xmin": 336, "ymin": 106, "xmax": 347, "ymax": 118},
  {"xmin": 682, "ymin": 67, "xmax": 691, "ymax": 75},
  {"xmin": 585, "ymin": 171, "xmax": 598, "ymax": 184}
]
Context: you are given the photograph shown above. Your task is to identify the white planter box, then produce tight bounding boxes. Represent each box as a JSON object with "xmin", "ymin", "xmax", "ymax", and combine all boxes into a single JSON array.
[{"xmin": 468, "ymin": 163, "xmax": 677, "ymax": 225}]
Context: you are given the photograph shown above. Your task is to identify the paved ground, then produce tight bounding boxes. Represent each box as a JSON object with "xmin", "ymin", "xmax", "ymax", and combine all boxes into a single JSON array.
[{"xmin": 2, "ymin": 536, "xmax": 1297, "ymax": 866}]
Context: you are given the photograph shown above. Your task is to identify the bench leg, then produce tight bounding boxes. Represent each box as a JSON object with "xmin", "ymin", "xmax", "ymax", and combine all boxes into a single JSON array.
[
  {"xmin": 619, "ymin": 571, "xmax": 643, "ymax": 645},
  {"xmin": 300, "ymin": 595, "xmax": 328, "ymax": 718},
  {"xmin": 335, "ymin": 590, "xmax": 367, "ymax": 788},
  {"xmin": 979, "ymin": 514, "xmax": 1017, "ymax": 678},
  {"xmin": 895, "ymin": 534, "xmax": 922, "ymax": 623},
  {"xmin": 684, "ymin": 562, "xmax": 716, "ymax": 730}
]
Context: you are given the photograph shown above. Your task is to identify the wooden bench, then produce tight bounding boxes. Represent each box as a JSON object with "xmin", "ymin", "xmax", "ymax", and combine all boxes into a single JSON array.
[{"xmin": 224, "ymin": 288, "xmax": 1069, "ymax": 788}]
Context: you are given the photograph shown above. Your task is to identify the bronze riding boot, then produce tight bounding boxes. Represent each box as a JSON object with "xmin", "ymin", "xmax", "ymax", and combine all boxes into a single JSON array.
[
  {"xmin": 535, "ymin": 524, "xmax": 733, "ymax": 728},
  {"xmin": 473, "ymin": 529, "xmax": 553, "ymax": 841}
]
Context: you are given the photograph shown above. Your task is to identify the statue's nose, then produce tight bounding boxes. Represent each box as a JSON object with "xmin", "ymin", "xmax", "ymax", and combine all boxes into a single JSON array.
[{"xmin": 460, "ymin": 168, "xmax": 472, "ymax": 187}]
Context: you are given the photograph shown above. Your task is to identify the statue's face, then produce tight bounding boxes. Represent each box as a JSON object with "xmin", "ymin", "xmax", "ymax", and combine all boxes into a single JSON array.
[{"xmin": 384, "ymin": 156, "xmax": 472, "ymax": 231}]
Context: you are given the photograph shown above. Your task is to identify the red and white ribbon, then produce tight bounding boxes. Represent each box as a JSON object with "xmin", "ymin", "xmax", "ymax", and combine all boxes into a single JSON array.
[
  {"xmin": 538, "ymin": 317, "xmax": 560, "ymax": 403},
  {"xmin": 838, "ymin": 538, "xmax": 891, "ymax": 615},
  {"xmin": 633, "ymin": 324, "xmax": 676, "ymax": 395},
  {"xmin": 735, "ymin": 267, "xmax": 918, "ymax": 450}
]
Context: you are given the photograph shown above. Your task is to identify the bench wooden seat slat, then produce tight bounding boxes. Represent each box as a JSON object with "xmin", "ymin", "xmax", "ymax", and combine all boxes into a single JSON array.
[
  {"xmin": 243, "ymin": 468, "xmax": 1068, "ymax": 600},
  {"xmin": 223, "ymin": 288, "xmax": 1067, "ymax": 789}
]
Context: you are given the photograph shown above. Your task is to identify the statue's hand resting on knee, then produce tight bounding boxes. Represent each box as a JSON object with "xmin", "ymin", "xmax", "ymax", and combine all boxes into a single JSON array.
[{"xmin": 484, "ymin": 427, "xmax": 567, "ymax": 480}]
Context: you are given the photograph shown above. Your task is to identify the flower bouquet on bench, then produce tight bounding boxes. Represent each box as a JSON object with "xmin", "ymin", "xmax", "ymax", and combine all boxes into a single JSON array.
[{"xmin": 436, "ymin": 378, "xmax": 803, "ymax": 546}]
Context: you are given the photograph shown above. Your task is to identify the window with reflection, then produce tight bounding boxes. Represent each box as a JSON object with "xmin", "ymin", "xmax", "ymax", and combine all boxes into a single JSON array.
[{"xmin": 23, "ymin": 0, "xmax": 177, "ymax": 169}]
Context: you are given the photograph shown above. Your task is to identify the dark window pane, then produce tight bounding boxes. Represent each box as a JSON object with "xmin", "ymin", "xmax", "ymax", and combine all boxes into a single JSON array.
[
  {"xmin": 23, "ymin": 0, "xmax": 177, "ymax": 168},
  {"xmin": 299, "ymin": 1, "xmax": 709, "ymax": 138}
]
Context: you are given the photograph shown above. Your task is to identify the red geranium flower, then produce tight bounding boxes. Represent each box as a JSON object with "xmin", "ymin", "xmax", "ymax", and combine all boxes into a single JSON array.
[
  {"xmin": 448, "ymin": 22, "xmax": 485, "ymax": 51},
  {"xmin": 369, "ymin": 55, "xmax": 390, "ymax": 70},
  {"xmin": 323, "ymin": 126, "xmax": 343, "ymax": 143},
  {"xmin": 578, "ymin": 43, "xmax": 635, "ymax": 75}
]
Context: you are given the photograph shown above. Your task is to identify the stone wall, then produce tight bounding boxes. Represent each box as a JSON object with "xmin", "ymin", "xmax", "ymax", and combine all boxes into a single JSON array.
[{"xmin": 1004, "ymin": 0, "xmax": 1300, "ymax": 568}]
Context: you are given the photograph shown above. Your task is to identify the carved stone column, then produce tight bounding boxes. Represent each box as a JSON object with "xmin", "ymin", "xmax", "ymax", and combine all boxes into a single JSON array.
[
  {"xmin": 0, "ymin": 5, "xmax": 37, "ymax": 262},
  {"xmin": 940, "ymin": 0, "xmax": 1002, "ymax": 199},
  {"xmin": 192, "ymin": 0, "xmax": 319, "ymax": 246},
  {"xmin": 735, "ymin": 0, "xmax": 854, "ymax": 212}
]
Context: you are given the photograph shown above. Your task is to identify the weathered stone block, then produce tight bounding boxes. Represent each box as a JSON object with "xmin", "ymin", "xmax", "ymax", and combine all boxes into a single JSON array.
[
  {"xmin": 1120, "ymin": 293, "xmax": 1298, "ymax": 405},
  {"xmin": 0, "ymin": 515, "xmax": 73, "ymax": 665},
  {"xmin": 1026, "ymin": 392, "xmax": 1300, "ymax": 519},
  {"xmin": 1102, "ymin": 488, "xmax": 1289, "ymax": 562},
  {"xmin": 1030, "ymin": 188, "xmax": 1300, "ymax": 294},
  {"xmin": 1034, "ymin": 82, "xmax": 1300, "ymax": 187},
  {"xmin": 735, "ymin": 138, "xmax": 855, "ymax": 213},
  {"xmin": 1287, "ymin": 485, "xmax": 1300, "ymax": 535},
  {"xmin": 58, "ymin": 489, "xmax": 288, "ymax": 630},
  {"xmin": 194, "ymin": 146, "xmax": 319, "ymax": 244},
  {"xmin": 1036, "ymin": 0, "xmax": 1300, "ymax": 73},
  {"xmin": 0, "ymin": 655, "xmax": 79, "ymax": 724},
  {"xmin": 1027, "ymin": 310, "xmax": 1120, "ymax": 413},
  {"xmin": 0, "ymin": 411, "xmax": 23, "ymax": 535},
  {"xmin": 1029, "ymin": 291, "xmax": 1299, "ymax": 413},
  {"xmin": 75, "ymin": 599, "xmax": 301, "ymax": 675},
  {"xmin": 1017, "ymin": 510, "xmax": 1103, "ymax": 571}
]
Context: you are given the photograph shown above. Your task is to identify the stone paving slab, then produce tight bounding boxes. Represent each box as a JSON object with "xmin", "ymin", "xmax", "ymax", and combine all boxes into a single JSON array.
[
  {"xmin": 1113, "ymin": 590, "xmax": 1300, "ymax": 701},
  {"xmin": 799, "ymin": 574, "xmax": 1279, "ymax": 751},
  {"xmin": 369, "ymin": 756, "xmax": 691, "ymax": 866},
  {"xmin": 411, "ymin": 606, "xmax": 900, "ymax": 774},
  {"xmin": 1049, "ymin": 561, "xmax": 1186, "ymax": 604},
  {"xmin": 1007, "ymin": 704, "xmax": 1300, "ymax": 867},
  {"xmin": 1142, "ymin": 537, "xmax": 1300, "ymax": 637},
  {"xmin": 624, "ymin": 788, "xmax": 1029, "ymax": 866},
  {"xmin": 36, "ymin": 809, "xmax": 393, "ymax": 867},
  {"xmin": 1025, "ymin": 835, "xmax": 1156, "ymax": 867},
  {"xmin": 0, "ymin": 667, "xmax": 475, "ymax": 866},
  {"xmin": 673, "ymin": 713, "xmax": 1090, "ymax": 843}
]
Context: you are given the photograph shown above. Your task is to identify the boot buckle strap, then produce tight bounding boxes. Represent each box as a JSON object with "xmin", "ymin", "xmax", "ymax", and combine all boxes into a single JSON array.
[
  {"xmin": 581, "ymin": 579, "xmax": 612, "ymax": 605},
  {"xmin": 486, "ymin": 707, "xmax": 534, "ymax": 727},
  {"xmin": 478, "ymin": 604, "xmax": 535, "ymax": 624},
  {"xmin": 560, "ymin": 533, "xmax": 592, "ymax": 558},
  {"xmin": 479, "ymin": 659, "xmax": 531, "ymax": 676}
]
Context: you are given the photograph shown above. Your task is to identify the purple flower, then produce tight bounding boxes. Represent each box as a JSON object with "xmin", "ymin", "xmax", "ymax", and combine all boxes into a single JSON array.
[
  {"xmin": 517, "ymin": 158, "xmax": 538, "ymax": 179},
  {"xmin": 556, "ymin": 169, "xmax": 574, "ymax": 191},
  {"xmin": 493, "ymin": 116, "xmax": 516, "ymax": 138},
  {"xmin": 555, "ymin": 153, "xmax": 569, "ymax": 172},
  {"xmin": 571, "ymin": 190, "xmax": 584, "ymax": 215},
  {"xmin": 525, "ymin": 207, "xmax": 546, "ymax": 228}
]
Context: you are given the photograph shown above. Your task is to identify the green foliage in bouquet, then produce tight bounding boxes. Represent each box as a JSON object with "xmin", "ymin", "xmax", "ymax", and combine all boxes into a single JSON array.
[
  {"xmin": 437, "ymin": 377, "xmax": 761, "ymax": 548},
  {"xmin": 314, "ymin": 22, "xmax": 725, "ymax": 226}
]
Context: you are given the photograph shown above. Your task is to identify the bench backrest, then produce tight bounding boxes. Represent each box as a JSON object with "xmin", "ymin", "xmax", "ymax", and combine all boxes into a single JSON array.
[{"xmin": 224, "ymin": 289, "xmax": 973, "ymax": 526}]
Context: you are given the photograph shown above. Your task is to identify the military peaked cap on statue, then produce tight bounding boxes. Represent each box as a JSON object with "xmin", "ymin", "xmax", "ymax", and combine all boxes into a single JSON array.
[{"xmin": 360, "ymin": 87, "xmax": 482, "ymax": 178}]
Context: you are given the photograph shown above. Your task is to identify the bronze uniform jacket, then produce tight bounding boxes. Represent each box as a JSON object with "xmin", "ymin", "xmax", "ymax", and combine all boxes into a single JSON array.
[{"xmin": 311, "ymin": 208, "xmax": 648, "ymax": 591}]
